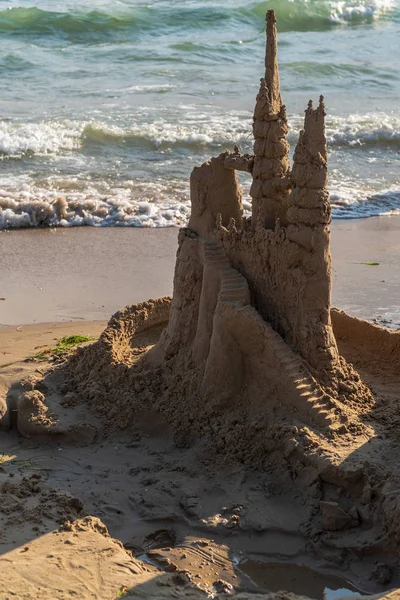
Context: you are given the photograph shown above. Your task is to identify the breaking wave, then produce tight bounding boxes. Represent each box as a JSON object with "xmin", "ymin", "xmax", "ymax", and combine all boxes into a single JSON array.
[
  {"xmin": 289, "ymin": 111, "xmax": 400, "ymax": 148},
  {"xmin": 249, "ymin": 0, "xmax": 398, "ymax": 29},
  {"xmin": 0, "ymin": 121, "xmax": 82, "ymax": 157},
  {"xmin": 0, "ymin": 178, "xmax": 192, "ymax": 229},
  {"xmin": 1, "ymin": 107, "xmax": 399, "ymax": 228},
  {"xmin": 0, "ymin": 175, "xmax": 399, "ymax": 230},
  {"xmin": 1, "ymin": 110, "xmax": 400, "ymax": 159},
  {"xmin": 330, "ymin": 185, "xmax": 400, "ymax": 218},
  {"xmin": 0, "ymin": 0, "xmax": 397, "ymax": 40}
]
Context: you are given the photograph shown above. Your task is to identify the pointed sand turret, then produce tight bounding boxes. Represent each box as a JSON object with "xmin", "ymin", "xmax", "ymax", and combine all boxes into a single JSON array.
[
  {"xmin": 251, "ymin": 10, "xmax": 291, "ymax": 229},
  {"xmin": 288, "ymin": 95, "xmax": 330, "ymax": 225},
  {"xmin": 286, "ymin": 95, "xmax": 338, "ymax": 370},
  {"xmin": 265, "ymin": 9, "xmax": 281, "ymax": 114}
]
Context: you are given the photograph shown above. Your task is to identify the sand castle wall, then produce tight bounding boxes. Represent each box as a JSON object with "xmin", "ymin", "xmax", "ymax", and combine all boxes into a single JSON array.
[{"xmin": 214, "ymin": 221, "xmax": 338, "ymax": 373}]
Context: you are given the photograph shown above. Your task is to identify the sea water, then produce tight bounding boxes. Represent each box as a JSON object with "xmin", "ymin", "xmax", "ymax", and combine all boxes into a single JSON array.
[{"xmin": 0, "ymin": 0, "xmax": 399, "ymax": 228}]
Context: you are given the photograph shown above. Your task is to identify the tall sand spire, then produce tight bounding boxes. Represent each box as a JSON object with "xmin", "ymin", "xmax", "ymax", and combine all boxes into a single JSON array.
[
  {"xmin": 265, "ymin": 9, "xmax": 281, "ymax": 114},
  {"xmin": 251, "ymin": 10, "xmax": 291, "ymax": 230}
]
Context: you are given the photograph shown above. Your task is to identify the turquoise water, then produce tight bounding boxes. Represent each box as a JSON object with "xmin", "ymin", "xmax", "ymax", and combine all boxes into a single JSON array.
[{"xmin": 0, "ymin": 0, "xmax": 399, "ymax": 227}]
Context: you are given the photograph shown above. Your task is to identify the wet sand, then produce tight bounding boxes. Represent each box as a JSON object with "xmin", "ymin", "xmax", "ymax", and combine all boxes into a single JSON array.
[
  {"xmin": 0, "ymin": 227, "xmax": 178, "ymax": 326},
  {"xmin": 0, "ymin": 217, "xmax": 399, "ymax": 329},
  {"xmin": 1, "ymin": 298, "xmax": 399, "ymax": 600},
  {"xmin": 331, "ymin": 217, "xmax": 400, "ymax": 328}
]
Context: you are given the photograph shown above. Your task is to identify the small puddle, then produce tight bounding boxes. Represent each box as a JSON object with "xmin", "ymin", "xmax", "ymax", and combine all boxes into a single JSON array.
[{"xmin": 238, "ymin": 560, "xmax": 365, "ymax": 599}]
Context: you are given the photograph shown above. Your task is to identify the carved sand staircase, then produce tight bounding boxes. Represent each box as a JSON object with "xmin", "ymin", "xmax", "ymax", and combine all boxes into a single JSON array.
[
  {"xmin": 203, "ymin": 238, "xmax": 250, "ymax": 305},
  {"xmin": 238, "ymin": 305, "xmax": 342, "ymax": 430}
]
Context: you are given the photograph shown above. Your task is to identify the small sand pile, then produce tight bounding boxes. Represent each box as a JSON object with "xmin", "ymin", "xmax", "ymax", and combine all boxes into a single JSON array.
[{"xmin": 0, "ymin": 473, "xmax": 84, "ymax": 539}]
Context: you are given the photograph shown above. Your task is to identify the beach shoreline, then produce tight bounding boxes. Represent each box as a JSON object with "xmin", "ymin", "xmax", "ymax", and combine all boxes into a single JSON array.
[{"xmin": 1, "ymin": 215, "xmax": 399, "ymax": 329}]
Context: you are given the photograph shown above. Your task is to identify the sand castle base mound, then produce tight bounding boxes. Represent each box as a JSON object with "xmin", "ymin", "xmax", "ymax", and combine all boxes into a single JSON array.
[
  {"xmin": 62, "ymin": 297, "xmax": 400, "ymax": 563},
  {"xmin": 67, "ymin": 292, "xmax": 372, "ymax": 459}
]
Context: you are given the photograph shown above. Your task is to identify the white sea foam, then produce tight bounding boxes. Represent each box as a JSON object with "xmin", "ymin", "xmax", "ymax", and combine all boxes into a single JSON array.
[
  {"xmin": 326, "ymin": 112, "xmax": 400, "ymax": 146},
  {"xmin": 1, "ymin": 108, "xmax": 399, "ymax": 228},
  {"xmin": 1, "ymin": 110, "xmax": 399, "ymax": 160},
  {"xmin": 0, "ymin": 176, "xmax": 192, "ymax": 229},
  {"xmin": 0, "ymin": 184, "xmax": 398, "ymax": 228},
  {"xmin": 84, "ymin": 111, "xmax": 253, "ymax": 148},
  {"xmin": 288, "ymin": 111, "xmax": 400, "ymax": 147},
  {"xmin": 0, "ymin": 121, "xmax": 83, "ymax": 157},
  {"xmin": 330, "ymin": 182, "xmax": 400, "ymax": 218},
  {"xmin": 88, "ymin": 110, "xmax": 400, "ymax": 149},
  {"xmin": 328, "ymin": 0, "xmax": 396, "ymax": 22},
  {"xmin": 0, "ymin": 171, "xmax": 398, "ymax": 229}
]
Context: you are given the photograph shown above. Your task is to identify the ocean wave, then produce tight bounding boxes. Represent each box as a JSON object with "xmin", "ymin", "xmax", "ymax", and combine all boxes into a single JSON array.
[
  {"xmin": 247, "ymin": 0, "xmax": 398, "ymax": 29},
  {"xmin": 0, "ymin": 121, "xmax": 82, "ymax": 157},
  {"xmin": 1, "ymin": 109, "xmax": 400, "ymax": 159},
  {"xmin": 0, "ymin": 160, "xmax": 399, "ymax": 229},
  {"xmin": 330, "ymin": 184, "xmax": 400, "ymax": 217},
  {"xmin": 83, "ymin": 117, "xmax": 252, "ymax": 149},
  {"xmin": 0, "ymin": 177, "xmax": 398, "ymax": 229},
  {"xmin": 0, "ymin": 53, "xmax": 34, "ymax": 73},
  {"xmin": 287, "ymin": 111, "xmax": 400, "ymax": 148},
  {"xmin": 83, "ymin": 111, "xmax": 400, "ymax": 150},
  {"xmin": 0, "ymin": 7, "xmax": 139, "ymax": 36},
  {"xmin": 0, "ymin": 5, "xmax": 232, "ymax": 38},
  {"xmin": 0, "ymin": 114, "xmax": 254, "ymax": 157},
  {"xmin": 326, "ymin": 113, "xmax": 400, "ymax": 147},
  {"xmin": 0, "ymin": 0, "xmax": 397, "ymax": 39}
]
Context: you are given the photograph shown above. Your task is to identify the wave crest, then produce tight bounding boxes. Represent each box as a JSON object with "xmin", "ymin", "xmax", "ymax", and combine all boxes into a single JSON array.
[
  {"xmin": 1, "ymin": 110, "xmax": 400, "ymax": 159},
  {"xmin": 248, "ymin": 0, "xmax": 397, "ymax": 30},
  {"xmin": 0, "ymin": 0, "xmax": 397, "ymax": 38},
  {"xmin": 0, "ymin": 121, "xmax": 82, "ymax": 157}
]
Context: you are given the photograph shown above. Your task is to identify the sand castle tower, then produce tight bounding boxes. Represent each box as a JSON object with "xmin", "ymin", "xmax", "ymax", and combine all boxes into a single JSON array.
[{"xmin": 251, "ymin": 10, "xmax": 291, "ymax": 229}]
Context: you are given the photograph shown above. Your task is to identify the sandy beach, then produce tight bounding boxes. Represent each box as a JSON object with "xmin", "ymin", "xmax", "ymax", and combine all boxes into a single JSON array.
[
  {"xmin": 0, "ymin": 227, "xmax": 178, "ymax": 326},
  {"xmin": 0, "ymin": 218, "xmax": 399, "ymax": 599},
  {"xmin": 0, "ymin": 217, "xmax": 399, "ymax": 330},
  {"xmin": 1, "ymin": 5, "xmax": 400, "ymax": 596}
]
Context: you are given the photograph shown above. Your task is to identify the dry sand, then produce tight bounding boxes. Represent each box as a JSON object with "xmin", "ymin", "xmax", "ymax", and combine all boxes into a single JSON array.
[{"xmin": 0, "ymin": 217, "xmax": 399, "ymax": 328}]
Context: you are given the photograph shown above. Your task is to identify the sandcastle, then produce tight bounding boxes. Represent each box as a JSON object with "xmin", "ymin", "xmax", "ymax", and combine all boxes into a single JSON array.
[
  {"xmin": 60, "ymin": 13, "xmax": 400, "ymax": 564},
  {"xmin": 136, "ymin": 10, "xmax": 370, "ymax": 435},
  {"xmin": 150, "ymin": 13, "xmax": 338, "ymax": 376},
  {"xmin": 66, "ymin": 10, "xmax": 379, "ymax": 450}
]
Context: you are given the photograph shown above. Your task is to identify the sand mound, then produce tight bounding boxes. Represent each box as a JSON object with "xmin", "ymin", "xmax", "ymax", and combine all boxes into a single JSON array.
[
  {"xmin": 0, "ymin": 513, "xmax": 150, "ymax": 600},
  {"xmin": 66, "ymin": 297, "xmax": 171, "ymax": 429},
  {"xmin": 332, "ymin": 308, "xmax": 400, "ymax": 382}
]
